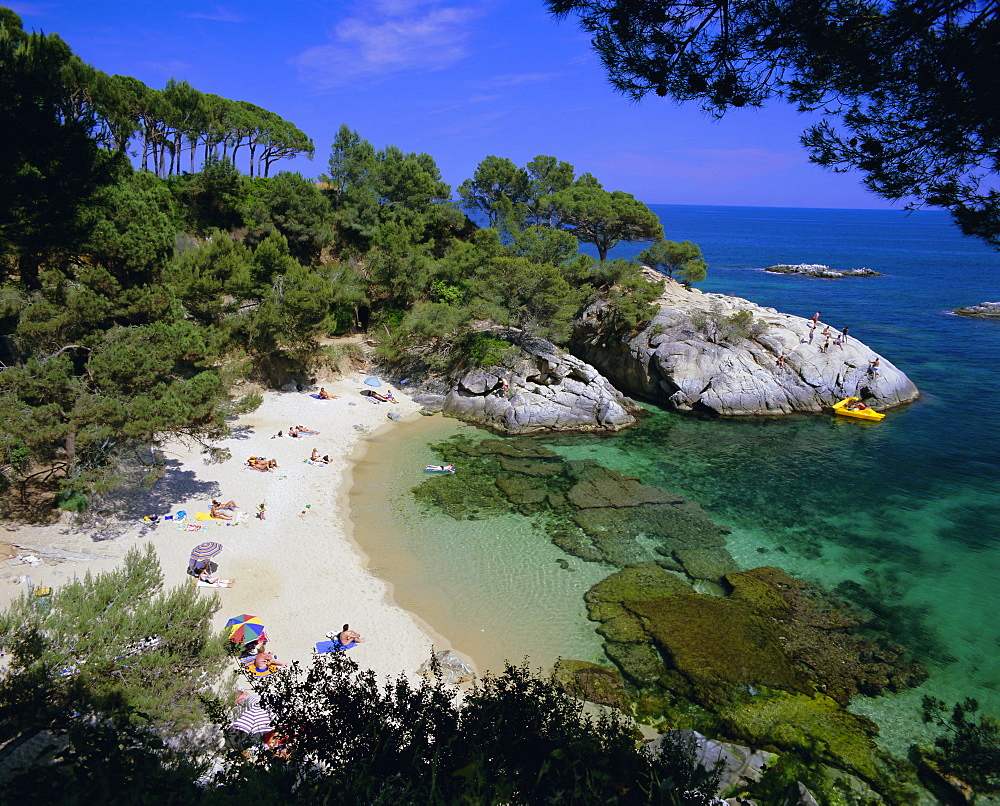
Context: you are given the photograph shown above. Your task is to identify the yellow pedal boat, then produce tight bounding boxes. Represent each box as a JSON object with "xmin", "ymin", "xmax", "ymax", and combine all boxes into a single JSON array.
[{"xmin": 833, "ymin": 397, "xmax": 885, "ymax": 421}]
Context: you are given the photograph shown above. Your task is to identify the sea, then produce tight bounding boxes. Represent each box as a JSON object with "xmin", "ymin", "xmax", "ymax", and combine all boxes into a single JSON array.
[{"xmin": 350, "ymin": 204, "xmax": 1000, "ymax": 754}]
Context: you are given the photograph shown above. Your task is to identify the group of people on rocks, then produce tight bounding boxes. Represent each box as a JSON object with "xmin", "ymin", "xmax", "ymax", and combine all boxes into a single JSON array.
[{"xmin": 806, "ymin": 312, "xmax": 850, "ymax": 353}]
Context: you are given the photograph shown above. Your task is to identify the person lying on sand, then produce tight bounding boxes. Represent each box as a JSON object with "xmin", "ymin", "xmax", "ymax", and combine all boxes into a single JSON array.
[
  {"xmin": 318, "ymin": 387, "xmax": 338, "ymax": 400},
  {"xmin": 198, "ymin": 566, "xmax": 234, "ymax": 586},
  {"xmin": 254, "ymin": 643, "xmax": 286, "ymax": 672},
  {"xmin": 247, "ymin": 456, "xmax": 272, "ymax": 472},
  {"xmin": 210, "ymin": 500, "xmax": 236, "ymax": 519},
  {"xmin": 296, "ymin": 424, "xmax": 320, "ymax": 435}
]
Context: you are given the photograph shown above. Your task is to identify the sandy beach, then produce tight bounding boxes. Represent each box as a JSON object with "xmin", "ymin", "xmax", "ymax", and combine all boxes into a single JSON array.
[{"xmin": 0, "ymin": 375, "xmax": 454, "ymax": 683}]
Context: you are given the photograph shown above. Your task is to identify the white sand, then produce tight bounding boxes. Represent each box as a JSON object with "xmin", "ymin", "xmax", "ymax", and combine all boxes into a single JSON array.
[{"xmin": 1, "ymin": 376, "xmax": 448, "ymax": 682}]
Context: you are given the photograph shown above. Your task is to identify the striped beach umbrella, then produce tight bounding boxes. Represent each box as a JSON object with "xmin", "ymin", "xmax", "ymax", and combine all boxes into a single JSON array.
[
  {"xmin": 225, "ymin": 614, "xmax": 266, "ymax": 644},
  {"xmin": 232, "ymin": 705, "xmax": 274, "ymax": 735},
  {"xmin": 189, "ymin": 541, "xmax": 223, "ymax": 567}
]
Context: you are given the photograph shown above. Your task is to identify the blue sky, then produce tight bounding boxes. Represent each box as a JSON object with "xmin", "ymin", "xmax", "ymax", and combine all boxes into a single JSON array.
[{"xmin": 11, "ymin": 0, "xmax": 893, "ymax": 209}]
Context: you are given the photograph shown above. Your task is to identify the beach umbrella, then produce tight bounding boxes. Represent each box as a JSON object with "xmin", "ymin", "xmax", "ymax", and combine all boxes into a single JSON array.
[
  {"xmin": 225, "ymin": 614, "xmax": 266, "ymax": 644},
  {"xmin": 363, "ymin": 376, "xmax": 382, "ymax": 387},
  {"xmin": 232, "ymin": 705, "xmax": 274, "ymax": 735},
  {"xmin": 189, "ymin": 541, "xmax": 223, "ymax": 567}
]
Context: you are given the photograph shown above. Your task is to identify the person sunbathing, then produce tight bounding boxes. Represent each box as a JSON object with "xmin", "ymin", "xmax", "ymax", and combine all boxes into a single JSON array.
[
  {"xmin": 296, "ymin": 424, "xmax": 320, "ymax": 435},
  {"xmin": 309, "ymin": 448, "xmax": 328, "ymax": 463},
  {"xmin": 337, "ymin": 624, "xmax": 364, "ymax": 646},
  {"xmin": 210, "ymin": 500, "xmax": 235, "ymax": 519},
  {"xmin": 318, "ymin": 387, "xmax": 338, "ymax": 400},
  {"xmin": 198, "ymin": 566, "xmax": 233, "ymax": 586},
  {"xmin": 247, "ymin": 456, "xmax": 271, "ymax": 472},
  {"xmin": 254, "ymin": 643, "xmax": 286, "ymax": 672}
]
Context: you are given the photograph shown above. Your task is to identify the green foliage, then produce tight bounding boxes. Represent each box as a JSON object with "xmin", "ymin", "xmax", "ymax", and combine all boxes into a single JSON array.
[
  {"xmin": 690, "ymin": 302, "xmax": 767, "ymax": 343},
  {"xmin": 221, "ymin": 656, "xmax": 719, "ymax": 804},
  {"xmin": 921, "ymin": 696, "xmax": 1000, "ymax": 793},
  {"xmin": 84, "ymin": 166, "xmax": 180, "ymax": 284},
  {"xmin": 465, "ymin": 334, "xmax": 515, "ymax": 368},
  {"xmin": 547, "ymin": 182, "xmax": 664, "ymax": 261},
  {"xmin": 458, "ymin": 154, "xmax": 532, "ymax": 228},
  {"xmin": 637, "ymin": 240, "xmax": 708, "ymax": 287},
  {"xmin": 0, "ymin": 13, "xmax": 123, "ymax": 287},
  {"xmin": 723, "ymin": 309, "xmax": 768, "ymax": 341},
  {"xmin": 0, "ymin": 546, "xmax": 225, "ymax": 800},
  {"xmin": 167, "ymin": 157, "xmax": 249, "ymax": 234},
  {"xmin": 0, "ymin": 545, "xmax": 226, "ymax": 730},
  {"xmin": 509, "ymin": 224, "xmax": 580, "ymax": 265},
  {"xmin": 243, "ymin": 171, "xmax": 332, "ymax": 264}
]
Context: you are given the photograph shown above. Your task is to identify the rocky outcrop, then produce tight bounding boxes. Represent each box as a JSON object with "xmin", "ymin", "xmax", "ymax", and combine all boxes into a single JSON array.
[
  {"xmin": 765, "ymin": 264, "xmax": 882, "ymax": 278},
  {"xmin": 442, "ymin": 334, "xmax": 639, "ymax": 433},
  {"xmin": 953, "ymin": 301, "xmax": 1000, "ymax": 318},
  {"xmin": 571, "ymin": 275, "xmax": 919, "ymax": 415}
]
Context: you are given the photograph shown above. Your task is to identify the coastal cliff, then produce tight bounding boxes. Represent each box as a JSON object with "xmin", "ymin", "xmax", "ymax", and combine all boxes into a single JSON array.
[
  {"xmin": 571, "ymin": 274, "xmax": 919, "ymax": 416},
  {"xmin": 438, "ymin": 334, "xmax": 640, "ymax": 434}
]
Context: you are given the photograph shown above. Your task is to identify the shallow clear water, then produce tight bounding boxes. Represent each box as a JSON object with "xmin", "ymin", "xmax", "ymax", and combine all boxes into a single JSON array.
[
  {"xmin": 351, "ymin": 417, "xmax": 610, "ymax": 676},
  {"xmin": 355, "ymin": 205, "xmax": 1000, "ymax": 751}
]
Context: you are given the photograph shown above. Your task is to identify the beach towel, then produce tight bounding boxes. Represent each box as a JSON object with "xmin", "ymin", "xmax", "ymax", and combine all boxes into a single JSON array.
[
  {"xmin": 192, "ymin": 579, "xmax": 235, "ymax": 588},
  {"xmin": 304, "ymin": 460, "xmax": 329, "ymax": 466},
  {"xmin": 315, "ymin": 640, "xmax": 357, "ymax": 654},
  {"xmin": 176, "ymin": 523, "xmax": 204, "ymax": 532}
]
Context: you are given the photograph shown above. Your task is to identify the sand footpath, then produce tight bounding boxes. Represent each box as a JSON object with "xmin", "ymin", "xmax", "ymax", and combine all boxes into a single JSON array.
[{"xmin": 1, "ymin": 376, "xmax": 448, "ymax": 682}]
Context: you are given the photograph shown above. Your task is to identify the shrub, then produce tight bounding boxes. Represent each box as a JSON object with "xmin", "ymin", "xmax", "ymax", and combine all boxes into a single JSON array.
[{"xmin": 465, "ymin": 334, "xmax": 515, "ymax": 368}]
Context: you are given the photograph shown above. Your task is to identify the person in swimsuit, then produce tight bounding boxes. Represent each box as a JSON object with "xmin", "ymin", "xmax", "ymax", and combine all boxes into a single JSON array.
[
  {"xmin": 318, "ymin": 388, "xmax": 338, "ymax": 399},
  {"xmin": 198, "ymin": 566, "xmax": 233, "ymax": 585},
  {"xmin": 337, "ymin": 624, "xmax": 364, "ymax": 646},
  {"xmin": 254, "ymin": 643, "xmax": 286, "ymax": 672},
  {"xmin": 210, "ymin": 500, "xmax": 235, "ymax": 519},
  {"xmin": 296, "ymin": 424, "xmax": 320, "ymax": 435}
]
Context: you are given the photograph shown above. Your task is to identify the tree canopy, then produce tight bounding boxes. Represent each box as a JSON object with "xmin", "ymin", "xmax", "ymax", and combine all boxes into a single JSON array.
[
  {"xmin": 547, "ymin": 0, "xmax": 1000, "ymax": 247},
  {"xmin": 637, "ymin": 239, "xmax": 708, "ymax": 287},
  {"xmin": 548, "ymin": 182, "xmax": 665, "ymax": 260}
]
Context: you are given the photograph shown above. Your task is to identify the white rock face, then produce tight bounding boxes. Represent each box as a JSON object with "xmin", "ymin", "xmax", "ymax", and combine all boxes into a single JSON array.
[
  {"xmin": 442, "ymin": 334, "xmax": 639, "ymax": 433},
  {"xmin": 571, "ymin": 275, "xmax": 919, "ymax": 415}
]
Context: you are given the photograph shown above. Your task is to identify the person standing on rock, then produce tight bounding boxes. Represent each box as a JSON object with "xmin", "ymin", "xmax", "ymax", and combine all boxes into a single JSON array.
[
  {"xmin": 808, "ymin": 325, "xmax": 815, "ymax": 344},
  {"xmin": 841, "ymin": 326, "xmax": 849, "ymax": 341},
  {"xmin": 812, "ymin": 311, "xmax": 821, "ymax": 325},
  {"xmin": 868, "ymin": 357, "xmax": 880, "ymax": 377},
  {"xmin": 822, "ymin": 336, "xmax": 831, "ymax": 353}
]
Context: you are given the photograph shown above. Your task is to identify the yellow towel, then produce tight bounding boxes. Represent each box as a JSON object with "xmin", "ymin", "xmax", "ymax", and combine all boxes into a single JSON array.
[{"xmin": 195, "ymin": 512, "xmax": 227, "ymax": 521}]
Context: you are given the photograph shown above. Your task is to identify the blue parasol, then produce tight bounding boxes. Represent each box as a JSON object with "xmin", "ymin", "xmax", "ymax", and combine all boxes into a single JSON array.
[{"xmin": 364, "ymin": 377, "xmax": 382, "ymax": 387}]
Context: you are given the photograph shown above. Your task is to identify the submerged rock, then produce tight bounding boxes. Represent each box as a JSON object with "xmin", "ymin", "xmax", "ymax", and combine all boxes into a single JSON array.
[
  {"xmin": 571, "ymin": 274, "xmax": 919, "ymax": 415},
  {"xmin": 443, "ymin": 333, "xmax": 640, "ymax": 434},
  {"xmin": 627, "ymin": 594, "xmax": 813, "ymax": 707},
  {"xmin": 417, "ymin": 650, "xmax": 475, "ymax": 685},
  {"xmin": 584, "ymin": 564, "xmax": 927, "ymax": 710},
  {"xmin": 553, "ymin": 659, "xmax": 629, "ymax": 708},
  {"xmin": 714, "ymin": 691, "xmax": 891, "ymax": 793}
]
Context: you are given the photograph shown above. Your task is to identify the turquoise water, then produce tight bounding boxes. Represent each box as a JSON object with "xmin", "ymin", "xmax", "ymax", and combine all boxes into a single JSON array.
[{"xmin": 364, "ymin": 205, "xmax": 1000, "ymax": 749}]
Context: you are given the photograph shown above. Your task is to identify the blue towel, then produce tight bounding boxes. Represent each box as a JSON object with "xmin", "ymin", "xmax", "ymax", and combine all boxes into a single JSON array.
[{"xmin": 315, "ymin": 640, "xmax": 357, "ymax": 654}]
